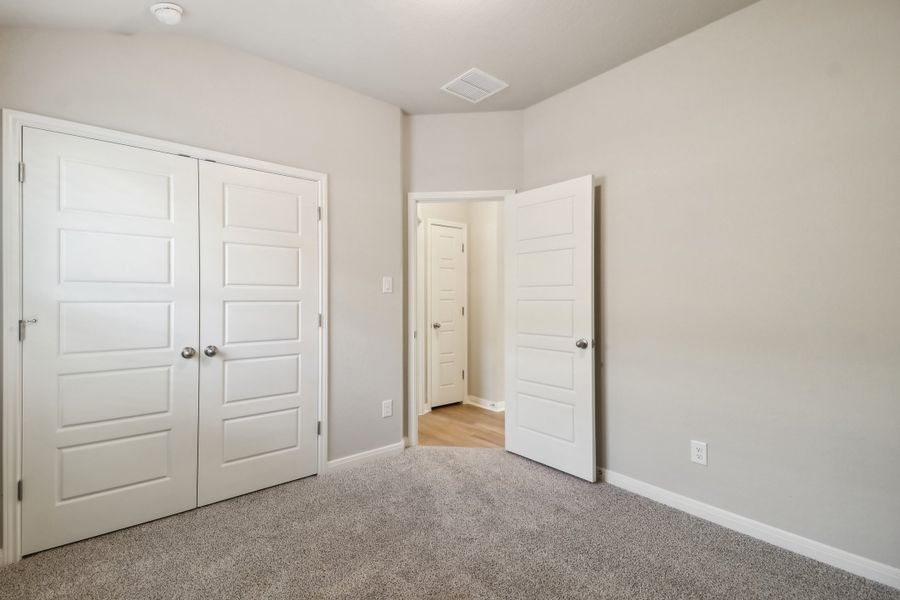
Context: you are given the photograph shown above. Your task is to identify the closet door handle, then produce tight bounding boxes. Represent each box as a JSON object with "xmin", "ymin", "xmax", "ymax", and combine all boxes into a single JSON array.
[
  {"xmin": 203, "ymin": 345, "xmax": 218, "ymax": 357},
  {"xmin": 181, "ymin": 347, "xmax": 196, "ymax": 359},
  {"xmin": 432, "ymin": 322, "xmax": 441, "ymax": 329}
]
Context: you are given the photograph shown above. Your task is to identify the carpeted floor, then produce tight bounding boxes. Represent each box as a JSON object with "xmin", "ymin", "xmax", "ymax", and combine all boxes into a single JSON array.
[{"xmin": 0, "ymin": 447, "xmax": 897, "ymax": 599}]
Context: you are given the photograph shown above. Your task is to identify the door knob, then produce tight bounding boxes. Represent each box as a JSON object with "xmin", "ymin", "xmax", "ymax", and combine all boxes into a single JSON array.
[
  {"xmin": 203, "ymin": 345, "xmax": 218, "ymax": 357},
  {"xmin": 575, "ymin": 338, "xmax": 589, "ymax": 349},
  {"xmin": 181, "ymin": 347, "xmax": 196, "ymax": 359},
  {"xmin": 432, "ymin": 322, "xmax": 441, "ymax": 329}
]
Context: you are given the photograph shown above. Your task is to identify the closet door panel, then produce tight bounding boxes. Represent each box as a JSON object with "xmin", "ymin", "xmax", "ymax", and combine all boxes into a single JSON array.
[
  {"xmin": 21, "ymin": 128, "xmax": 200, "ymax": 554},
  {"xmin": 197, "ymin": 162, "xmax": 319, "ymax": 506}
]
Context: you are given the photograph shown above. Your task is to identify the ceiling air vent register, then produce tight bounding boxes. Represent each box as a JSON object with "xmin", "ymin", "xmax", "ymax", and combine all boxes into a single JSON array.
[{"xmin": 441, "ymin": 68, "xmax": 509, "ymax": 104}]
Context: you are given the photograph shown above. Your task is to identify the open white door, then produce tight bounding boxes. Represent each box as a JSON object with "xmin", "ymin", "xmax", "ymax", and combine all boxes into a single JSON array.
[{"xmin": 504, "ymin": 175, "xmax": 596, "ymax": 482}]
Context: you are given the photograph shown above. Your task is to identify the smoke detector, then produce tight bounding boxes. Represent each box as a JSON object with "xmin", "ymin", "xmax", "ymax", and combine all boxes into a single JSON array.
[
  {"xmin": 441, "ymin": 68, "xmax": 508, "ymax": 104},
  {"xmin": 150, "ymin": 3, "xmax": 183, "ymax": 25}
]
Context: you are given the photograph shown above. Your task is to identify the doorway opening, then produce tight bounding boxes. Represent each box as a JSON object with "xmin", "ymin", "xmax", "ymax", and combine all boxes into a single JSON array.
[
  {"xmin": 407, "ymin": 177, "xmax": 600, "ymax": 482},
  {"xmin": 407, "ymin": 191, "xmax": 512, "ymax": 449}
]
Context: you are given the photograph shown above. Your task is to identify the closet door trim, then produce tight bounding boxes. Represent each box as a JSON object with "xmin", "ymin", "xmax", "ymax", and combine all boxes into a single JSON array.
[{"xmin": 0, "ymin": 109, "xmax": 329, "ymax": 565}]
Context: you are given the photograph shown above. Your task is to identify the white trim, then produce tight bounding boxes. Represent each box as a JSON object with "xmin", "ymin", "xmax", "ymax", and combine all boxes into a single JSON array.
[
  {"xmin": 1, "ymin": 109, "xmax": 330, "ymax": 564},
  {"xmin": 601, "ymin": 469, "xmax": 900, "ymax": 590},
  {"xmin": 409, "ymin": 190, "xmax": 515, "ymax": 202},
  {"xmin": 317, "ymin": 175, "xmax": 330, "ymax": 476},
  {"xmin": 464, "ymin": 395, "xmax": 505, "ymax": 412},
  {"xmin": 406, "ymin": 190, "xmax": 514, "ymax": 448},
  {"xmin": 324, "ymin": 441, "xmax": 404, "ymax": 473},
  {"xmin": 1, "ymin": 111, "xmax": 24, "ymax": 566}
]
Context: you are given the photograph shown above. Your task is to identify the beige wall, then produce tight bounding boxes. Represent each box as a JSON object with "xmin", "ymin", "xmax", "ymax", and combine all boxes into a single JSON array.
[
  {"xmin": 404, "ymin": 111, "xmax": 522, "ymax": 192},
  {"xmin": 465, "ymin": 201, "xmax": 503, "ymax": 405},
  {"xmin": 0, "ymin": 28, "xmax": 404, "ymax": 462},
  {"xmin": 523, "ymin": 0, "xmax": 900, "ymax": 567},
  {"xmin": 403, "ymin": 111, "xmax": 521, "ymax": 435}
]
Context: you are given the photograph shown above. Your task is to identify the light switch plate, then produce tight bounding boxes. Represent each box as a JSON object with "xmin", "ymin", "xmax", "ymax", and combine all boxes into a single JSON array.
[
  {"xmin": 381, "ymin": 399, "xmax": 393, "ymax": 418},
  {"xmin": 382, "ymin": 276, "xmax": 393, "ymax": 294}
]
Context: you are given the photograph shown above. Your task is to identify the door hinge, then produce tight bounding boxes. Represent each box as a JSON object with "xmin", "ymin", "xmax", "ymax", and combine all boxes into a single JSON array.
[
  {"xmin": 462, "ymin": 369, "xmax": 465, "ymax": 380},
  {"xmin": 318, "ymin": 313, "xmax": 323, "ymax": 327},
  {"xmin": 17, "ymin": 480, "xmax": 22, "ymax": 501},
  {"xmin": 18, "ymin": 162, "xmax": 25, "ymax": 183},
  {"xmin": 461, "ymin": 243, "xmax": 465, "ymax": 253},
  {"xmin": 461, "ymin": 306, "xmax": 465, "ymax": 316},
  {"xmin": 317, "ymin": 421, "xmax": 322, "ymax": 435},
  {"xmin": 317, "ymin": 206, "xmax": 322, "ymax": 221}
]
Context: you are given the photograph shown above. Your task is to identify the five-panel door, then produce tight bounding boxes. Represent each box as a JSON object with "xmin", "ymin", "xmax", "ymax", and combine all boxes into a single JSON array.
[
  {"xmin": 504, "ymin": 175, "xmax": 596, "ymax": 482},
  {"xmin": 20, "ymin": 128, "xmax": 320, "ymax": 553},
  {"xmin": 197, "ymin": 162, "xmax": 319, "ymax": 506},
  {"xmin": 427, "ymin": 221, "xmax": 467, "ymax": 408}
]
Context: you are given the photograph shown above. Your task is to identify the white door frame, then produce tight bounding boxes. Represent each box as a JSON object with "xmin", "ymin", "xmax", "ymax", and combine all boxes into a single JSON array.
[
  {"xmin": 1, "ymin": 109, "xmax": 330, "ymax": 565},
  {"xmin": 406, "ymin": 190, "xmax": 514, "ymax": 447},
  {"xmin": 425, "ymin": 218, "xmax": 468, "ymax": 410}
]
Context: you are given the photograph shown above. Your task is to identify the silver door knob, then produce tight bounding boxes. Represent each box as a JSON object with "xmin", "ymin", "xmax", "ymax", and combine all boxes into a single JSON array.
[
  {"xmin": 575, "ymin": 338, "xmax": 589, "ymax": 349},
  {"xmin": 203, "ymin": 345, "xmax": 218, "ymax": 357},
  {"xmin": 432, "ymin": 322, "xmax": 441, "ymax": 329},
  {"xmin": 181, "ymin": 347, "xmax": 196, "ymax": 359}
]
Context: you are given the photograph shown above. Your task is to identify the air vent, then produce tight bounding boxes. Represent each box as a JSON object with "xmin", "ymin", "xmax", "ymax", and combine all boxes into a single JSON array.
[{"xmin": 441, "ymin": 68, "xmax": 508, "ymax": 104}]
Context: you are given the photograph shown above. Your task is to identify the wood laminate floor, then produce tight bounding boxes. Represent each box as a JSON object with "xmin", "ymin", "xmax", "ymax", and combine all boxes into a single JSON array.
[{"xmin": 418, "ymin": 403, "xmax": 504, "ymax": 448}]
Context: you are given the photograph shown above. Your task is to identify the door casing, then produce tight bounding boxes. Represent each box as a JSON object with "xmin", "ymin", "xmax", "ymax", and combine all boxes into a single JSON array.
[
  {"xmin": 1, "ymin": 109, "xmax": 329, "ymax": 565},
  {"xmin": 406, "ymin": 191, "xmax": 514, "ymax": 446}
]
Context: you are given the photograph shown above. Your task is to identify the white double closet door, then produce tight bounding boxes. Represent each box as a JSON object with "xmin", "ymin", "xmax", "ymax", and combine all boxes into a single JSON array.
[{"xmin": 21, "ymin": 128, "xmax": 319, "ymax": 554}]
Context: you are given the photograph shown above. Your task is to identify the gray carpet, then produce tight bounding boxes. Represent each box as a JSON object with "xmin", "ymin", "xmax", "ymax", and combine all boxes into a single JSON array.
[{"xmin": 0, "ymin": 447, "xmax": 897, "ymax": 599}]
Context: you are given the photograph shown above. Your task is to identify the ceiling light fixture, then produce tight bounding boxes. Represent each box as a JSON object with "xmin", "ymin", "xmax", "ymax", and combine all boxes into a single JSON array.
[{"xmin": 150, "ymin": 2, "xmax": 184, "ymax": 25}]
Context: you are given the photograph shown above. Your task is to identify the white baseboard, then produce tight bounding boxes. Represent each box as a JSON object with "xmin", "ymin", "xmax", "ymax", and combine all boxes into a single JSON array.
[
  {"xmin": 325, "ymin": 441, "xmax": 404, "ymax": 473},
  {"xmin": 600, "ymin": 469, "xmax": 900, "ymax": 590},
  {"xmin": 465, "ymin": 395, "xmax": 505, "ymax": 412}
]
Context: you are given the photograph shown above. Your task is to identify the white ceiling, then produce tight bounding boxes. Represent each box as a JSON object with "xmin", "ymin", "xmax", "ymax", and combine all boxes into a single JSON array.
[{"xmin": 0, "ymin": 0, "xmax": 759, "ymax": 114}]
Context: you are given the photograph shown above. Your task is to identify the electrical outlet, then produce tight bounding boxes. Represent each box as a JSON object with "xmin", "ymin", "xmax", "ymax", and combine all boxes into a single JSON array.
[
  {"xmin": 691, "ymin": 440, "xmax": 708, "ymax": 466},
  {"xmin": 381, "ymin": 399, "xmax": 393, "ymax": 418}
]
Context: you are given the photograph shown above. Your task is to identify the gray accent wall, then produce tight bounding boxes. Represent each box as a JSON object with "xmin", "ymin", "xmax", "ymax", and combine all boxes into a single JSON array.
[{"xmin": 522, "ymin": 0, "xmax": 900, "ymax": 568}]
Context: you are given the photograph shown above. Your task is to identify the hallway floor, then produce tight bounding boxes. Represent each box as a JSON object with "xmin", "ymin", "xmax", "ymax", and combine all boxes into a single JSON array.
[{"xmin": 418, "ymin": 403, "xmax": 504, "ymax": 448}]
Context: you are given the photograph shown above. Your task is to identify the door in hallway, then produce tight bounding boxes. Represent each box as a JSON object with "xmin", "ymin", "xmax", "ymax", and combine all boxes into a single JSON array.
[{"xmin": 427, "ymin": 220, "xmax": 468, "ymax": 408}]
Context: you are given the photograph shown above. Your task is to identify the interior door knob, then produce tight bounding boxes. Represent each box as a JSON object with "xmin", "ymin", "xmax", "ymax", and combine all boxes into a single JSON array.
[
  {"xmin": 203, "ymin": 345, "xmax": 218, "ymax": 357},
  {"xmin": 432, "ymin": 322, "xmax": 441, "ymax": 329},
  {"xmin": 575, "ymin": 338, "xmax": 589, "ymax": 349},
  {"xmin": 181, "ymin": 347, "xmax": 196, "ymax": 359}
]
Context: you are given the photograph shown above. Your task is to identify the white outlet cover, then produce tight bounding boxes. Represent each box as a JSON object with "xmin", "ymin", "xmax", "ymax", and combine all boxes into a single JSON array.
[
  {"xmin": 691, "ymin": 440, "xmax": 708, "ymax": 466},
  {"xmin": 382, "ymin": 276, "xmax": 393, "ymax": 294},
  {"xmin": 382, "ymin": 399, "xmax": 393, "ymax": 418}
]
